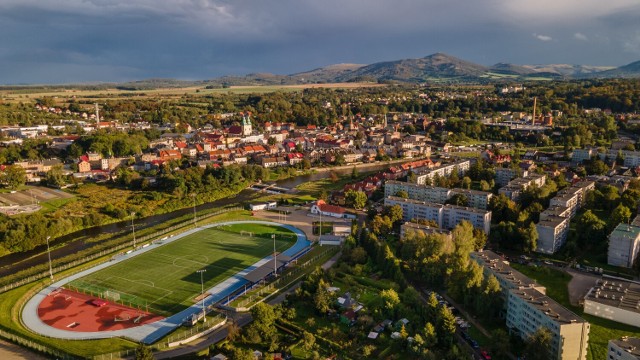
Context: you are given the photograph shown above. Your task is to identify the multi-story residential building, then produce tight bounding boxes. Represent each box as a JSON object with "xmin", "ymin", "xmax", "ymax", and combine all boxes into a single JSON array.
[
  {"xmin": 572, "ymin": 147, "xmax": 598, "ymax": 164},
  {"xmin": 498, "ymin": 174, "xmax": 546, "ymax": 201},
  {"xmin": 384, "ymin": 181, "xmax": 492, "ymax": 210},
  {"xmin": 607, "ymin": 223, "xmax": 640, "ymax": 268},
  {"xmin": 507, "ymin": 288, "xmax": 589, "ymax": 360},
  {"xmin": 539, "ymin": 206, "xmax": 572, "ymax": 221},
  {"xmin": 608, "ymin": 337, "xmax": 640, "ymax": 360},
  {"xmin": 410, "ymin": 160, "xmax": 471, "ymax": 185},
  {"xmin": 584, "ymin": 278, "xmax": 640, "ymax": 328},
  {"xmin": 549, "ymin": 181, "xmax": 595, "ymax": 217},
  {"xmin": 495, "ymin": 167, "xmax": 526, "ymax": 187},
  {"xmin": 450, "ymin": 188, "xmax": 493, "ymax": 210},
  {"xmin": 384, "ymin": 196, "xmax": 491, "ymax": 234},
  {"xmin": 471, "ymin": 251, "xmax": 589, "ymax": 360},
  {"xmin": 384, "ymin": 181, "xmax": 451, "ymax": 204},
  {"xmin": 536, "ymin": 215, "xmax": 571, "ymax": 254}
]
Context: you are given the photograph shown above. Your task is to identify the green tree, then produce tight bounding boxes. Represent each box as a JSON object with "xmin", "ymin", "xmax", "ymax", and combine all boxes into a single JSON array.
[
  {"xmin": 231, "ymin": 347, "xmax": 255, "ymax": 360},
  {"xmin": 436, "ymin": 305, "xmax": 456, "ymax": 346},
  {"xmin": 446, "ymin": 194, "xmax": 468, "ymax": 207},
  {"xmin": 380, "ymin": 288, "xmax": 401, "ymax": 315},
  {"xmin": 395, "ymin": 190, "xmax": 409, "ymax": 199},
  {"xmin": 351, "ymin": 165, "xmax": 359, "ymax": 179},
  {"xmin": 423, "ymin": 322, "xmax": 437, "ymax": 347},
  {"xmin": 313, "ymin": 279, "xmax": 333, "ymax": 314},
  {"xmin": 576, "ymin": 210, "xmax": 607, "ymax": 246},
  {"xmin": 519, "ymin": 222, "xmax": 538, "ymax": 253},
  {"xmin": 489, "ymin": 329, "xmax": 511, "ymax": 360},
  {"xmin": 345, "ymin": 189, "xmax": 367, "ymax": 209},
  {"xmin": 610, "ymin": 204, "xmax": 632, "ymax": 230},
  {"xmin": 524, "ymin": 328, "xmax": 553, "ymax": 360},
  {"xmin": 45, "ymin": 164, "xmax": 66, "ymax": 187},
  {"xmin": 302, "ymin": 331, "xmax": 316, "ymax": 351},
  {"xmin": 134, "ymin": 343, "xmax": 155, "ymax": 360},
  {"xmin": 461, "ymin": 176, "xmax": 472, "ymax": 189},
  {"xmin": 2, "ymin": 165, "xmax": 26, "ymax": 189}
]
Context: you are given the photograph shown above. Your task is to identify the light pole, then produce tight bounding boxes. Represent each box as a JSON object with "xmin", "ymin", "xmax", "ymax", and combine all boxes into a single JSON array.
[
  {"xmin": 130, "ymin": 212, "xmax": 136, "ymax": 249},
  {"xmin": 46, "ymin": 236, "xmax": 53, "ymax": 282},
  {"xmin": 272, "ymin": 234, "xmax": 277, "ymax": 278},
  {"xmin": 191, "ymin": 193, "xmax": 197, "ymax": 227},
  {"xmin": 319, "ymin": 209, "xmax": 322, "ymax": 242},
  {"xmin": 197, "ymin": 269, "xmax": 206, "ymax": 321}
]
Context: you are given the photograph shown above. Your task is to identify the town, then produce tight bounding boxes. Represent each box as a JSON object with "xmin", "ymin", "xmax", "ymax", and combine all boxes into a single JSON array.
[{"xmin": 0, "ymin": 79, "xmax": 640, "ymax": 360}]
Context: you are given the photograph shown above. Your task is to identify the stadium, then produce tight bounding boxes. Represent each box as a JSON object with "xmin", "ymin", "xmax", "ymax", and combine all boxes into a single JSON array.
[{"xmin": 22, "ymin": 220, "xmax": 311, "ymax": 344}]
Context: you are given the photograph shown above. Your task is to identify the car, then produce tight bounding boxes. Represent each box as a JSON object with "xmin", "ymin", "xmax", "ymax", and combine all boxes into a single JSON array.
[
  {"xmin": 461, "ymin": 332, "xmax": 471, "ymax": 340},
  {"xmin": 543, "ymin": 260, "xmax": 553, "ymax": 265},
  {"xmin": 469, "ymin": 339, "xmax": 479, "ymax": 348},
  {"xmin": 480, "ymin": 350, "xmax": 492, "ymax": 360}
]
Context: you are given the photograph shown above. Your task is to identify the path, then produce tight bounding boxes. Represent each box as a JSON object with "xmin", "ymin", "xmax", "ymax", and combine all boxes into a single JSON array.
[{"xmin": 0, "ymin": 340, "xmax": 47, "ymax": 360}]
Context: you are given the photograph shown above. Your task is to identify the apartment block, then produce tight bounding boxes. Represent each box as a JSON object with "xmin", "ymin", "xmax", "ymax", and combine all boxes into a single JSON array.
[
  {"xmin": 495, "ymin": 167, "xmax": 527, "ymax": 187},
  {"xmin": 384, "ymin": 196, "xmax": 491, "ymax": 234},
  {"xmin": 572, "ymin": 147, "xmax": 598, "ymax": 164},
  {"xmin": 608, "ymin": 337, "xmax": 640, "ymax": 360},
  {"xmin": 536, "ymin": 215, "xmax": 571, "ymax": 254},
  {"xmin": 507, "ymin": 288, "xmax": 589, "ymax": 360},
  {"xmin": 471, "ymin": 250, "xmax": 589, "ymax": 360},
  {"xmin": 384, "ymin": 181, "xmax": 493, "ymax": 210},
  {"xmin": 410, "ymin": 160, "xmax": 471, "ymax": 185},
  {"xmin": 608, "ymin": 223, "xmax": 640, "ymax": 268},
  {"xmin": 498, "ymin": 174, "xmax": 546, "ymax": 201}
]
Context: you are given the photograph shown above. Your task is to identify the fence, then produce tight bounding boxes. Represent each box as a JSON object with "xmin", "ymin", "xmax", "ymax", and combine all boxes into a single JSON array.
[
  {"xmin": 0, "ymin": 206, "xmax": 242, "ymax": 295},
  {"xmin": 0, "ymin": 328, "xmax": 78, "ymax": 360}
]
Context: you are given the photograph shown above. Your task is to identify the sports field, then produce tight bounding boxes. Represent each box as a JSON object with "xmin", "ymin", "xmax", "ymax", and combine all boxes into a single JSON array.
[{"xmin": 67, "ymin": 223, "xmax": 295, "ymax": 315}]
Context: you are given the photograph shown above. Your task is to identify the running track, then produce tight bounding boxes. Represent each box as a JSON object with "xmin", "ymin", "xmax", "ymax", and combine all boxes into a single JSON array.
[{"xmin": 21, "ymin": 221, "xmax": 310, "ymax": 344}]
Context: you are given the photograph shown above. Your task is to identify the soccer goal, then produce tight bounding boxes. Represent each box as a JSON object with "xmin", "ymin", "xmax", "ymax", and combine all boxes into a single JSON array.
[
  {"xmin": 104, "ymin": 290, "xmax": 121, "ymax": 302},
  {"xmin": 240, "ymin": 230, "xmax": 253, "ymax": 237}
]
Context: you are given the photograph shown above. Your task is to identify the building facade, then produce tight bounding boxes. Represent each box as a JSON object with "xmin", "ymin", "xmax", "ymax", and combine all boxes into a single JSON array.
[
  {"xmin": 608, "ymin": 337, "xmax": 640, "ymax": 360},
  {"xmin": 608, "ymin": 223, "xmax": 640, "ymax": 268}
]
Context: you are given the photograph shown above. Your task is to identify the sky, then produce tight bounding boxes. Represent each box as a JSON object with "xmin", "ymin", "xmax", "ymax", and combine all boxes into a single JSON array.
[{"xmin": 1, "ymin": 0, "xmax": 640, "ymax": 84}]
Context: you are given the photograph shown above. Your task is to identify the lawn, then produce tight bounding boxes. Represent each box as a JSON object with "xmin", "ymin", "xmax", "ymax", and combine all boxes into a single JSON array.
[
  {"xmin": 511, "ymin": 263, "xmax": 640, "ymax": 360},
  {"xmin": 68, "ymin": 223, "xmax": 296, "ymax": 315}
]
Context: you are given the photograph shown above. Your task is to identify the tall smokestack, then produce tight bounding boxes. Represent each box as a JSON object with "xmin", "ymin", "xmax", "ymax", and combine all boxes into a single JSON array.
[
  {"xmin": 95, "ymin": 103, "xmax": 100, "ymax": 122},
  {"xmin": 532, "ymin": 97, "xmax": 537, "ymax": 125}
]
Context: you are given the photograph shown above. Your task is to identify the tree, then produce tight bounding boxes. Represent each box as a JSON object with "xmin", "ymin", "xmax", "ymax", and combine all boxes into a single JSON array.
[
  {"xmin": 489, "ymin": 329, "xmax": 511, "ymax": 360},
  {"xmin": 135, "ymin": 343, "xmax": 155, "ymax": 360},
  {"xmin": 2, "ymin": 165, "xmax": 26, "ymax": 189},
  {"xmin": 313, "ymin": 280, "xmax": 333, "ymax": 313},
  {"xmin": 446, "ymin": 194, "xmax": 468, "ymax": 207},
  {"xmin": 436, "ymin": 305, "xmax": 456, "ymax": 346},
  {"xmin": 519, "ymin": 222, "xmax": 538, "ymax": 253},
  {"xmin": 351, "ymin": 165, "xmax": 359, "ymax": 179},
  {"xmin": 576, "ymin": 210, "xmax": 607, "ymax": 246},
  {"xmin": 524, "ymin": 328, "xmax": 553, "ymax": 360},
  {"xmin": 267, "ymin": 136, "xmax": 277, "ymax": 145},
  {"xmin": 45, "ymin": 165, "xmax": 66, "ymax": 188},
  {"xmin": 395, "ymin": 190, "xmax": 409, "ymax": 199},
  {"xmin": 226, "ymin": 321, "xmax": 240, "ymax": 341},
  {"xmin": 386, "ymin": 204, "xmax": 404, "ymax": 224},
  {"xmin": 423, "ymin": 322, "xmax": 437, "ymax": 347},
  {"xmin": 479, "ymin": 179, "xmax": 491, "ymax": 191},
  {"xmin": 610, "ymin": 204, "xmax": 632, "ymax": 230},
  {"xmin": 231, "ymin": 347, "xmax": 255, "ymax": 360},
  {"xmin": 302, "ymin": 331, "xmax": 316, "ymax": 351},
  {"xmin": 345, "ymin": 189, "xmax": 367, "ymax": 209},
  {"xmin": 461, "ymin": 176, "xmax": 472, "ymax": 190},
  {"xmin": 380, "ymin": 288, "xmax": 401, "ymax": 315}
]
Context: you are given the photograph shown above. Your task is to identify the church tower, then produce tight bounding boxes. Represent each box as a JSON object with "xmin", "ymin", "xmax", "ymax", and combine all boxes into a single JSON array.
[{"xmin": 242, "ymin": 111, "xmax": 253, "ymax": 136}]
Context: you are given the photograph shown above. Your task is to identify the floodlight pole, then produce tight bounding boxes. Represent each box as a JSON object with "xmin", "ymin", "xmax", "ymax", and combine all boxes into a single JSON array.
[
  {"xmin": 272, "ymin": 234, "xmax": 277, "ymax": 278},
  {"xmin": 131, "ymin": 212, "xmax": 136, "ymax": 249},
  {"xmin": 197, "ymin": 269, "xmax": 206, "ymax": 321},
  {"xmin": 192, "ymin": 193, "xmax": 197, "ymax": 227},
  {"xmin": 46, "ymin": 236, "xmax": 53, "ymax": 282}
]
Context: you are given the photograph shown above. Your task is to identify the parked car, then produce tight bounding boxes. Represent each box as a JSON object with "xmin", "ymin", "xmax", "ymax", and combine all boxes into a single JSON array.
[{"xmin": 480, "ymin": 350, "xmax": 492, "ymax": 360}]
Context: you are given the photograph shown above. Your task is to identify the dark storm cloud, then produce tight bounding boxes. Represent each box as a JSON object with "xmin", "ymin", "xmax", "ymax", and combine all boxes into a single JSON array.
[{"xmin": 0, "ymin": 0, "xmax": 639, "ymax": 83}]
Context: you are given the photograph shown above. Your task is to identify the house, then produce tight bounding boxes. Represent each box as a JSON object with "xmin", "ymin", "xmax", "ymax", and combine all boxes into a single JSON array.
[{"xmin": 310, "ymin": 200, "xmax": 354, "ymax": 219}]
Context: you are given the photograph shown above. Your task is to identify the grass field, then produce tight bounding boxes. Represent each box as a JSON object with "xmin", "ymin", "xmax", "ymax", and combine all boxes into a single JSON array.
[{"xmin": 68, "ymin": 223, "xmax": 296, "ymax": 315}]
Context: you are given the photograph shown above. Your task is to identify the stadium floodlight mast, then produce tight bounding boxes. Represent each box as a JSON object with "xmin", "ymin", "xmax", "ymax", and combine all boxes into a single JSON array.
[
  {"xmin": 197, "ymin": 269, "xmax": 207, "ymax": 321},
  {"xmin": 272, "ymin": 234, "xmax": 277, "ymax": 278},
  {"xmin": 191, "ymin": 193, "xmax": 197, "ymax": 227},
  {"xmin": 130, "ymin": 212, "xmax": 136, "ymax": 249},
  {"xmin": 46, "ymin": 236, "xmax": 53, "ymax": 282}
]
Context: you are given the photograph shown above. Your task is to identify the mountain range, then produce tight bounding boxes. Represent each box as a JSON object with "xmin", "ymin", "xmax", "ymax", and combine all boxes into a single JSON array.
[{"xmin": 197, "ymin": 52, "xmax": 638, "ymax": 87}]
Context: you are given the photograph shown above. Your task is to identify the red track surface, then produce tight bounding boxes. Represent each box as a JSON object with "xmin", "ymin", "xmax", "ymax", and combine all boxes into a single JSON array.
[{"xmin": 37, "ymin": 288, "xmax": 164, "ymax": 332}]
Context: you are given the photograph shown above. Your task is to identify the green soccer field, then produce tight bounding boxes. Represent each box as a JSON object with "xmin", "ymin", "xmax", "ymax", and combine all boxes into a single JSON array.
[{"xmin": 67, "ymin": 223, "xmax": 296, "ymax": 315}]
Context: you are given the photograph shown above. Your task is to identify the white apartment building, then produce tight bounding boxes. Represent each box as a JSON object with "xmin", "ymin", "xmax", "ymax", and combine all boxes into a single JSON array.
[
  {"xmin": 471, "ymin": 250, "xmax": 589, "ymax": 360},
  {"xmin": 608, "ymin": 337, "xmax": 640, "ymax": 360},
  {"xmin": 495, "ymin": 167, "xmax": 526, "ymax": 187},
  {"xmin": 410, "ymin": 160, "xmax": 471, "ymax": 185},
  {"xmin": 536, "ymin": 215, "xmax": 571, "ymax": 254},
  {"xmin": 507, "ymin": 288, "xmax": 589, "ymax": 360},
  {"xmin": 608, "ymin": 223, "xmax": 640, "ymax": 268},
  {"xmin": 384, "ymin": 181, "xmax": 492, "ymax": 210},
  {"xmin": 384, "ymin": 196, "xmax": 491, "ymax": 234},
  {"xmin": 498, "ymin": 174, "xmax": 546, "ymax": 201},
  {"xmin": 572, "ymin": 147, "xmax": 598, "ymax": 164}
]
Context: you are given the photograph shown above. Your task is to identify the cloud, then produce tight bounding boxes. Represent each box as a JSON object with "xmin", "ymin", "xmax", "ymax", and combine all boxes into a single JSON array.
[
  {"xmin": 574, "ymin": 32, "xmax": 588, "ymax": 41},
  {"xmin": 533, "ymin": 33, "xmax": 553, "ymax": 42},
  {"xmin": 622, "ymin": 31, "xmax": 640, "ymax": 54}
]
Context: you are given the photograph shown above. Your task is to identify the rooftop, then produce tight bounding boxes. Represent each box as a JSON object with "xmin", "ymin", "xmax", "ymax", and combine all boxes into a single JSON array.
[
  {"xmin": 585, "ymin": 278, "xmax": 640, "ymax": 315},
  {"xmin": 537, "ymin": 215, "xmax": 570, "ymax": 228},
  {"xmin": 610, "ymin": 223, "xmax": 640, "ymax": 240},
  {"xmin": 512, "ymin": 287, "xmax": 587, "ymax": 325},
  {"xmin": 471, "ymin": 250, "xmax": 545, "ymax": 292},
  {"xmin": 610, "ymin": 337, "xmax": 640, "ymax": 357}
]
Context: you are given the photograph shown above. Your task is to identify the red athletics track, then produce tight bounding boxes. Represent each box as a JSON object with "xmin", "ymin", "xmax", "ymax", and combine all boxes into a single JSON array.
[{"xmin": 37, "ymin": 288, "xmax": 164, "ymax": 332}]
